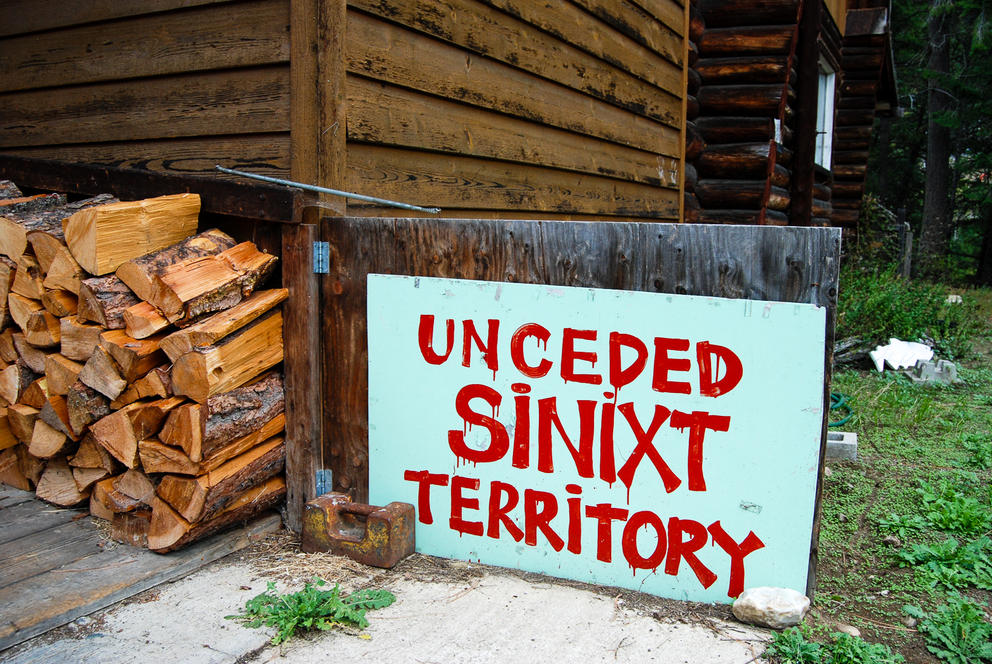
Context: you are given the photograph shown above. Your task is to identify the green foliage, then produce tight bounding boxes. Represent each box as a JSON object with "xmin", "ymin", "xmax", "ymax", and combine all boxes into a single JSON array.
[
  {"xmin": 877, "ymin": 512, "xmax": 929, "ymax": 540},
  {"xmin": 916, "ymin": 481, "xmax": 992, "ymax": 535},
  {"xmin": 225, "ymin": 579, "xmax": 396, "ymax": 645},
  {"xmin": 836, "ymin": 264, "xmax": 981, "ymax": 357},
  {"xmin": 762, "ymin": 628, "xmax": 905, "ymax": 664},
  {"xmin": 895, "ymin": 537, "xmax": 992, "ymax": 590},
  {"xmin": 905, "ymin": 596, "xmax": 992, "ymax": 664},
  {"xmin": 763, "ymin": 627, "xmax": 825, "ymax": 664},
  {"xmin": 962, "ymin": 433, "xmax": 992, "ymax": 469}
]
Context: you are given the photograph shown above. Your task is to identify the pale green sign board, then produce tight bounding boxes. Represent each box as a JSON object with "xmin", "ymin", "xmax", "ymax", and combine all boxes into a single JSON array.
[{"xmin": 368, "ymin": 274, "xmax": 826, "ymax": 602}]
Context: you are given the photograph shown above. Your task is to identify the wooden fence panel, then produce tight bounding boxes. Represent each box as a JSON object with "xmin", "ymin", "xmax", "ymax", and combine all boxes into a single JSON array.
[{"xmin": 321, "ymin": 217, "xmax": 840, "ymax": 503}]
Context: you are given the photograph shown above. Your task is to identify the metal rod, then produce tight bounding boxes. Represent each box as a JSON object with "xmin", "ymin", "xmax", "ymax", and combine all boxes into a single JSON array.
[{"xmin": 214, "ymin": 165, "xmax": 442, "ymax": 214}]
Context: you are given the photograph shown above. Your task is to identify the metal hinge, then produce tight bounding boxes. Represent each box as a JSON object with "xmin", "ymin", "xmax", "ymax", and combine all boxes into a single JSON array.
[
  {"xmin": 315, "ymin": 469, "xmax": 333, "ymax": 496},
  {"xmin": 313, "ymin": 241, "xmax": 329, "ymax": 274}
]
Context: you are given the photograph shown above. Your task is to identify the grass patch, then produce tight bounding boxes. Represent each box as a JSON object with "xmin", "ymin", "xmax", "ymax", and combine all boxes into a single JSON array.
[{"xmin": 226, "ymin": 578, "xmax": 395, "ymax": 645}]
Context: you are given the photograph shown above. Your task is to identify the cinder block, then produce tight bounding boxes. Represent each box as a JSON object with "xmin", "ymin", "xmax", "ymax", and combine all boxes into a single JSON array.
[{"xmin": 826, "ymin": 431, "xmax": 858, "ymax": 461}]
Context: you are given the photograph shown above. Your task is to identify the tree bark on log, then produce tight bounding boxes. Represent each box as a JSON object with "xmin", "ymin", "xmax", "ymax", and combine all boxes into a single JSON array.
[{"xmin": 78, "ymin": 275, "xmax": 140, "ymax": 330}]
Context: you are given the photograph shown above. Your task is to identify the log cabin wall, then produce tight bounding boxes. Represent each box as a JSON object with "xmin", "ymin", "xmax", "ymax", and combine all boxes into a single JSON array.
[
  {"xmin": 694, "ymin": 0, "xmax": 802, "ymax": 226},
  {"xmin": 830, "ymin": 5, "xmax": 896, "ymax": 232},
  {"xmin": 0, "ymin": 0, "xmax": 687, "ymax": 222}
]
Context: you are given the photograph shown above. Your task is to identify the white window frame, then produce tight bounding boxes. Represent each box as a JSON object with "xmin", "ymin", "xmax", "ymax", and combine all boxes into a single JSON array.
[{"xmin": 815, "ymin": 57, "xmax": 836, "ymax": 169}]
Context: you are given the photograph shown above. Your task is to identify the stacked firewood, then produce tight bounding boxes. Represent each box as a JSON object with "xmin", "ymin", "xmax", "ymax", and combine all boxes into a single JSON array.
[{"xmin": 0, "ymin": 181, "xmax": 287, "ymax": 552}]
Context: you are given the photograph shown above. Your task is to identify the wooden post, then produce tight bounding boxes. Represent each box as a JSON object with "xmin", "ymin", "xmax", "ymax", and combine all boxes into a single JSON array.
[
  {"xmin": 789, "ymin": 0, "xmax": 821, "ymax": 226},
  {"xmin": 290, "ymin": 0, "xmax": 347, "ymax": 213},
  {"xmin": 281, "ymin": 207, "xmax": 322, "ymax": 532}
]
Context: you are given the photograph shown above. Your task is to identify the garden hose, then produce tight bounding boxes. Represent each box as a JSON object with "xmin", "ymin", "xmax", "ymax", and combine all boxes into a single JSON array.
[{"xmin": 829, "ymin": 392, "xmax": 853, "ymax": 427}]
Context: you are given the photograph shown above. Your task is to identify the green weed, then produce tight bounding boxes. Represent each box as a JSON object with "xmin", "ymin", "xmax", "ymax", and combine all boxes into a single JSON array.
[
  {"xmin": 877, "ymin": 513, "xmax": 929, "ymax": 540},
  {"xmin": 226, "ymin": 578, "xmax": 395, "ymax": 645},
  {"xmin": 762, "ymin": 627, "xmax": 905, "ymax": 664},
  {"xmin": 904, "ymin": 596, "xmax": 992, "ymax": 664},
  {"xmin": 961, "ymin": 434, "xmax": 992, "ymax": 469},
  {"xmin": 836, "ymin": 266, "xmax": 982, "ymax": 359},
  {"xmin": 895, "ymin": 537, "xmax": 992, "ymax": 590},
  {"xmin": 916, "ymin": 481, "xmax": 991, "ymax": 535}
]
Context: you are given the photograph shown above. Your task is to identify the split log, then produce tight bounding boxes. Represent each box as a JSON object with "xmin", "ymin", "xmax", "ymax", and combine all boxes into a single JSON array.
[
  {"xmin": 160, "ymin": 289, "xmax": 288, "ymax": 361},
  {"xmin": 40, "ymin": 394, "xmax": 82, "ymax": 440},
  {"xmin": 114, "ymin": 469, "xmax": 157, "ymax": 504},
  {"xmin": 12, "ymin": 332, "xmax": 47, "ymax": 373},
  {"xmin": 7, "ymin": 404, "xmax": 38, "ymax": 443},
  {"xmin": 64, "ymin": 193, "xmax": 201, "ymax": 275},
  {"xmin": 0, "ymin": 181, "xmax": 22, "ymax": 199},
  {"xmin": 0, "ymin": 362, "xmax": 38, "ymax": 405},
  {"xmin": 78, "ymin": 345, "xmax": 126, "ymax": 400},
  {"xmin": 201, "ymin": 371, "xmax": 284, "ymax": 456},
  {"xmin": 138, "ymin": 438, "xmax": 200, "ymax": 475},
  {"xmin": 60, "ymin": 316, "xmax": 103, "ymax": 362},
  {"xmin": 89, "ymin": 492, "xmax": 114, "ymax": 521},
  {"xmin": 0, "ymin": 256, "xmax": 17, "ymax": 324},
  {"xmin": 0, "ymin": 193, "xmax": 68, "ymax": 260},
  {"xmin": 43, "ymin": 248, "xmax": 86, "ymax": 294},
  {"xmin": 130, "ymin": 396, "xmax": 185, "ymax": 440},
  {"xmin": 149, "ymin": 242, "xmax": 278, "ymax": 325},
  {"xmin": 116, "ymin": 228, "xmax": 237, "ymax": 303},
  {"xmin": 24, "ymin": 308, "xmax": 60, "ymax": 347},
  {"xmin": 41, "ymin": 289, "xmax": 78, "ymax": 317},
  {"xmin": 157, "ymin": 437, "xmax": 285, "ymax": 523},
  {"xmin": 45, "ymin": 353, "xmax": 84, "ymax": 396},
  {"xmin": 68, "ymin": 434, "xmax": 117, "ymax": 473},
  {"xmin": 171, "ymin": 311, "xmax": 283, "ymax": 404},
  {"xmin": 67, "ymin": 380, "xmax": 111, "ymax": 434},
  {"xmin": 21, "ymin": 377, "xmax": 49, "ymax": 408},
  {"xmin": 91, "ymin": 476, "xmax": 142, "ymax": 513},
  {"xmin": 28, "ymin": 418, "xmax": 69, "ymax": 458},
  {"xmin": 72, "ymin": 466, "xmax": 109, "ymax": 493},
  {"xmin": 0, "ymin": 408, "xmax": 16, "ymax": 452},
  {"xmin": 123, "ymin": 301, "xmax": 170, "ymax": 339},
  {"xmin": 112, "ymin": 509, "xmax": 152, "ymax": 547},
  {"xmin": 139, "ymin": 412, "xmax": 284, "ymax": 477},
  {"xmin": 147, "ymin": 476, "xmax": 285, "ymax": 553},
  {"xmin": 8, "ymin": 292, "xmax": 43, "ymax": 331},
  {"xmin": 90, "ymin": 404, "xmax": 141, "ymax": 468},
  {"xmin": 78, "ymin": 275, "xmax": 140, "ymax": 329},
  {"xmin": 0, "ymin": 328, "xmax": 17, "ymax": 363},
  {"xmin": 159, "ymin": 403, "xmax": 203, "ymax": 462},
  {"xmin": 0, "ymin": 446, "xmax": 31, "ymax": 490},
  {"xmin": 11, "ymin": 255, "xmax": 44, "ymax": 300},
  {"xmin": 99, "ymin": 330, "xmax": 166, "ymax": 383},
  {"xmin": 19, "ymin": 444, "xmax": 44, "ymax": 485},
  {"xmin": 35, "ymin": 456, "xmax": 89, "ymax": 506},
  {"xmin": 112, "ymin": 364, "xmax": 172, "ymax": 407}
]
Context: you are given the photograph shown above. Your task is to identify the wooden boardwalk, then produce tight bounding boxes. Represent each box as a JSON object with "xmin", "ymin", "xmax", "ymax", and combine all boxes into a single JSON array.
[{"xmin": 0, "ymin": 485, "xmax": 281, "ymax": 652}]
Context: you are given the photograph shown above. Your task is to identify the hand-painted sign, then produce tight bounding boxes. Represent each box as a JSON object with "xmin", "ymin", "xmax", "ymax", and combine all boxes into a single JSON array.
[{"xmin": 367, "ymin": 275, "xmax": 826, "ymax": 602}]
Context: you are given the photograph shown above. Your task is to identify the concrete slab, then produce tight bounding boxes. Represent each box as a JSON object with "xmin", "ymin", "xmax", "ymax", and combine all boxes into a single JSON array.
[{"xmin": 3, "ymin": 547, "xmax": 771, "ymax": 664}]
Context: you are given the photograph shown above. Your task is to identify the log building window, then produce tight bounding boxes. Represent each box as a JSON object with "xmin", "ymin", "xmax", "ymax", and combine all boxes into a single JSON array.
[{"xmin": 815, "ymin": 58, "xmax": 836, "ymax": 169}]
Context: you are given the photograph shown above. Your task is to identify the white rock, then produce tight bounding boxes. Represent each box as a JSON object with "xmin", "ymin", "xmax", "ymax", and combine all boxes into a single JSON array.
[
  {"xmin": 732, "ymin": 587, "xmax": 810, "ymax": 629},
  {"xmin": 836, "ymin": 623, "xmax": 861, "ymax": 638}
]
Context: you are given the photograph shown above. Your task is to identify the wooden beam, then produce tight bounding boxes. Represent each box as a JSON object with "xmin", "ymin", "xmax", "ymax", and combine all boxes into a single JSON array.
[
  {"xmin": 0, "ymin": 156, "xmax": 299, "ymax": 223},
  {"xmin": 789, "ymin": 0, "xmax": 822, "ymax": 227},
  {"xmin": 281, "ymin": 211, "xmax": 321, "ymax": 532},
  {"xmin": 290, "ymin": 0, "xmax": 346, "ymax": 212}
]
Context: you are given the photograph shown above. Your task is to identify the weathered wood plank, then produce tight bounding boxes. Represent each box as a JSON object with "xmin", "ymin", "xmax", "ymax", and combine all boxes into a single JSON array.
[
  {"xmin": 347, "ymin": 77, "xmax": 676, "ymax": 184},
  {"xmin": 0, "ymin": 517, "xmax": 103, "ymax": 589},
  {"xmin": 0, "ymin": 0, "xmax": 234, "ymax": 38},
  {"xmin": 321, "ymin": 217, "xmax": 839, "ymax": 504},
  {"xmin": 348, "ymin": 0, "xmax": 681, "ymax": 127},
  {"xmin": 570, "ymin": 0, "xmax": 682, "ymax": 61},
  {"xmin": 0, "ymin": 136, "xmax": 291, "ymax": 182},
  {"xmin": 479, "ymin": 0, "xmax": 683, "ymax": 83},
  {"xmin": 0, "ymin": 0, "xmax": 289, "ymax": 93},
  {"xmin": 346, "ymin": 145, "xmax": 680, "ymax": 218},
  {"xmin": 0, "ymin": 500, "xmax": 83, "ymax": 546},
  {"xmin": 0, "ymin": 67, "xmax": 290, "ymax": 148},
  {"xmin": 346, "ymin": 11, "xmax": 675, "ymax": 154},
  {"xmin": 0, "ymin": 512, "xmax": 281, "ymax": 651}
]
